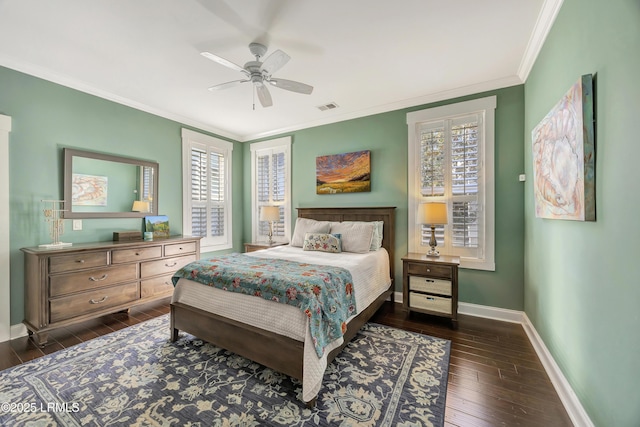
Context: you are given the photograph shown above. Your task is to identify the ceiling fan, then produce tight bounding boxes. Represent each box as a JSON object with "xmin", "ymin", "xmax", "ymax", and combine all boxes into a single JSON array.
[{"xmin": 201, "ymin": 42, "xmax": 313, "ymax": 108}]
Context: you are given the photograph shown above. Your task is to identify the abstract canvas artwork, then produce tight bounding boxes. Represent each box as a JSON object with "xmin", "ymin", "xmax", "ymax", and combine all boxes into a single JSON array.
[
  {"xmin": 316, "ymin": 150, "xmax": 371, "ymax": 194},
  {"xmin": 531, "ymin": 74, "xmax": 595, "ymax": 221}
]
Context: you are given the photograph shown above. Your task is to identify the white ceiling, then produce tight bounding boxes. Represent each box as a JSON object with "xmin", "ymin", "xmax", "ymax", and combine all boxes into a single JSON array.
[{"xmin": 0, "ymin": 0, "xmax": 561, "ymax": 142}]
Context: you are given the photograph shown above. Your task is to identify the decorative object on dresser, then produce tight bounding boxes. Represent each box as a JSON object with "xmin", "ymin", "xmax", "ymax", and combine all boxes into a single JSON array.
[
  {"xmin": 112, "ymin": 230, "xmax": 142, "ymax": 241},
  {"xmin": 259, "ymin": 205, "xmax": 280, "ymax": 245},
  {"xmin": 420, "ymin": 202, "xmax": 448, "ymax": 257},
  {"xmin": 39, "ymin": 200, "xmax": 72, "ymax": 248},
  {"xmin": 402, "ymin": 252, "xmax": 459, "ymax": 328},
  {"xmin": 244, "ymin": 241, "xmax": 287, "ymax": 253},
  {"xmin": 144, "ymin": 215, "xmax": 170, "ymax": 238},
  {"xmin": 21, "ymin": 235, "xmax": 200, "ymax": 347}
]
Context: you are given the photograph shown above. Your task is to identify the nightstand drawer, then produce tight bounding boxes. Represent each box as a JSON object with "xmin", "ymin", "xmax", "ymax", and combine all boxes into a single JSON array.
[
  {"xmin": 410, "ymin": 292, "xmax": 452, "ymax": 314},
  {"xmin": 406, "ymin": 262, "xmax": 452, "ymax": 279},
  {"xmin": 409, "ymin": 276, "xmax": 452, "ymax": 296}
]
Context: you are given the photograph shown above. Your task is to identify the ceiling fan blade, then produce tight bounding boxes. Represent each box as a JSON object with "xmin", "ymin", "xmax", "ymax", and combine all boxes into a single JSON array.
[
  {"xmin": 201, "ymin": 51, "xmax": 248, "ymax": 74},
  {"xmin": 269, "ymin": 78, "xmax": 313, "ymax": 95},
  {"xmin": 208, "ymin": 80, "xmax": 249, "ymax": 91},
  {"xmin": 260, "ymin": 49, "xmax": 290, "ymax": 75},
  {"xmin": 256, "ymin": 84, "xmax": 273, "ymax": 107}
]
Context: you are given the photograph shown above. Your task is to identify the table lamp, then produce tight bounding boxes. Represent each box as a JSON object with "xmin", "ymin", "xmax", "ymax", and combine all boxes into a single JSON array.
[
  {"xmin": 421, "ymin": 202, "xmax": 448, "ymax": 257},
  {"xmin": 260, "ymin": 206, "xmax": 280, "ymax": 244}
]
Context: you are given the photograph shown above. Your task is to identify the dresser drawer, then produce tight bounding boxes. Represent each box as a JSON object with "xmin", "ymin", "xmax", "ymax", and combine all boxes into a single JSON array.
[
  {"xmin": 409, "ymin": 292, "xmax": 452, "ymax": 314},
  {"xmin": 140, "ymin": 254, "xmax": 196, "ymax": 278},
  {"xmin": 409, "ymin": 276, "xmax": 452, "ymax": 296},
  {"xmin": 406, "ymin": 262, "xmax": 452, "ymax": 279},
  {"xmin": 141, "ymin": 274, "xmax": 174, "ymax": 299},
  {"xmin": 165, "ymin": 242, "xmax": 197, "ymax": 257},
  {"xmin": 50, "ymin": 282, "xmax": 139, "ymax": 323},
  {"xmin": 49, "ymin": 264, "xmax": 138, "ymax": 297},
  {"xmin": 112, "ymin": 246, "xmax": 162, "ymax": 264},
  {"xmin": 49, "ymin": 251, "xmax": 108, "ymax": 274}
]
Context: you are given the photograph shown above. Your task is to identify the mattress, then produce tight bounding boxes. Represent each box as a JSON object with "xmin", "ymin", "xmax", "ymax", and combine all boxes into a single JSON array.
[{"xmin": 171, "ymin": 245, "xmax": 391, "ymax": 401}]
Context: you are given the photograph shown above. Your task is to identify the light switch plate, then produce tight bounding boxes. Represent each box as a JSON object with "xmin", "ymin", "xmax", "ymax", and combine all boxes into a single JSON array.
[
  {"xmin": 519, "ymin": 174, "xmax": 526, "ymax": 182},
  {"xmin": 72, "ymin": 219, "xmax": 82, "ymax": 231}
]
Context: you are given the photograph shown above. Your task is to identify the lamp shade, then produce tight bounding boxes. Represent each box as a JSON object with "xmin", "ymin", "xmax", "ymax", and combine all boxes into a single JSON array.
[
  {"xmin": 420, "ymin": 203, "xmax": 448, "ymax": 225},
  {"xmin": 260, "ymin": 206, "xmax": 280, "ymax": 222},
  {"xmin": 132, "ymin": 201, "xmax": 150, "ymax": 212}
]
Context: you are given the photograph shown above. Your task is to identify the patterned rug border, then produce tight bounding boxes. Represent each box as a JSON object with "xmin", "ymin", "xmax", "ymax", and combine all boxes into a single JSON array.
[{"xmin": 0, "ymin": 314, "xmax": 451, "ymax": 427}]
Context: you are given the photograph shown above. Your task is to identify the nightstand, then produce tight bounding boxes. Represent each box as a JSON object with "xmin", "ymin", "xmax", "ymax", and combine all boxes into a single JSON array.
[
  {"xmin": 402, "ymin": 252, "xmax": 460, "ymax": 328},
  {"xmin": 244, "ymin": 242, "xmax": 287, "ymax": 253}
]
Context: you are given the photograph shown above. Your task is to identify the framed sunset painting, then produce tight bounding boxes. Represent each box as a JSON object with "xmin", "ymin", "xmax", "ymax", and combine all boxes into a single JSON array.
[
  {"xmin": 316, "ymin": 150, "xmax": 371, "ymax": 194},
  {"xmin": 531, "ymin": 74, "xmax": 595, "ymax": 221}
]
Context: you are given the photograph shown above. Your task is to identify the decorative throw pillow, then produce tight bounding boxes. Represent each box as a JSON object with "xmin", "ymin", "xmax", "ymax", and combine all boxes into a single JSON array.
[
  {"xmin": 329, "ymin": 221, "xmax": 375, "ymax": 253},
  {"xmin": 291, "ymin": 218, "xmax": 331, "ymax": 247},
  {"xmin": 302, "ymin": 233, "xmax": 342, "ymax": 253}
]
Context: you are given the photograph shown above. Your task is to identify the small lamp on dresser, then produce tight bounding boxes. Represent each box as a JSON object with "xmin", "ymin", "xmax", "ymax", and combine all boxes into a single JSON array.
[
  {"xmin": 132, "ymin": 200, "xmax": 150, "ymax": 213},
  {"xmin": 420, "ymin": 202, "xmax": 448, "ymax": 257},
  {"xmin": 260, "ymin": 206, "xmax": 280, "ymax": 245}
]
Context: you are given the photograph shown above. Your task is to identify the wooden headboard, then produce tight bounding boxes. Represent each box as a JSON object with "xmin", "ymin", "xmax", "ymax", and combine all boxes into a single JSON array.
[{"xmin": 296, "ymin": 207, "xmax": 396, "ymax": 279}]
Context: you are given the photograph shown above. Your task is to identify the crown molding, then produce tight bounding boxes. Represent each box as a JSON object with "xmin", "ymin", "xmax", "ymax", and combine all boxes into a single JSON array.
[{"xmin": 518, "ymin": 0, "xmax": 564, "ymax": 82}]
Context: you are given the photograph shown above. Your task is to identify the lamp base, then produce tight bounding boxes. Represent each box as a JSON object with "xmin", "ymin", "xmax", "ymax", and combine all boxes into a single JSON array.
[{"xmin": 425, "ymin": 247, "xmax": 440, "ymax": 257}]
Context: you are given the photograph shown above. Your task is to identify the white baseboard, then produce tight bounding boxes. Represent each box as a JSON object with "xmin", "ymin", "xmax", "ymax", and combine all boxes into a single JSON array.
[
  {"xmin": 521, "ymin": 313, "xmax": 594, "ymax": 427},
  {"xmin": 391, "ymin": 296, "xmax": 592, "ymax": 427},
  {"xmin": 10, "ymin": 322, "xmax": 28, "ymax": 340}
]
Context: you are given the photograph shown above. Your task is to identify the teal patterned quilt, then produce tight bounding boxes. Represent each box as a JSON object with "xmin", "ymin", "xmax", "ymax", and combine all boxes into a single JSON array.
[{"xmin": 172, "ymin": 254, "xmax": 357, "ymax": 357}]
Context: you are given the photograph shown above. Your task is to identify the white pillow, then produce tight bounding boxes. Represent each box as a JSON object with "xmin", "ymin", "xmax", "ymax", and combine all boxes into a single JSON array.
[
  {"xmin": 329, "ymin": 221, "xmax": 375, "ymax": 253},
  {"xmin": 369, "ymin": 220, "xmax": 384, "ymax": 251},
  {"xmin": 290, "ymin": 218, "xmax": 331, "ymax": 247}
]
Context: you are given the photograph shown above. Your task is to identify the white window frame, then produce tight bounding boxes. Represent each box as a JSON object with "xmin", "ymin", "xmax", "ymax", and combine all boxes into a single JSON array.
[
  {"xmin": 181, "ymin": 128, "xmax": 233, "ymax": 253},
  {"xmin": 407, "ymin": 96, "xmax": 496, "ymax": 271},
  {"xmin": 250, "ymin": 136, "xmax": 292, "ymax": 243}
]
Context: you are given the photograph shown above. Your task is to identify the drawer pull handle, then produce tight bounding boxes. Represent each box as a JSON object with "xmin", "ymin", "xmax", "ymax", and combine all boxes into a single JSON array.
[
  {"xmin": 165, "ymin": 281, "xmax": 171, "ymax": 286},
  {"xmin": 135, "ymin": 252, "xmax": 140, "ymax": 256},
  {"xmin": 426, "ymin": 279, "xmax": 435, "ymax": 283},
  {"xmin": 90, "ymin": 296, "xmax": 108, "ymax": 304},
  {"xmin": 89, "ymin": 274, "xmax": 108, "ymax": 282},
  {"xmin": 165, "ymin": 262, "xmax": 178, "ymax": 267},
  {"xmin": 426, "ymin": 268, "xmax": 431, "ymax": 272},
  {"xmin": 76, "ymin": 259, "xmax": 85, "ymax": 264}
]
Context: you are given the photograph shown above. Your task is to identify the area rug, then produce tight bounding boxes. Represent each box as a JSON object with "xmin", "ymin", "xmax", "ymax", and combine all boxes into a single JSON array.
[{"xmin": 0, "ymin": 315, "xmax": 450, "ymax": 426}]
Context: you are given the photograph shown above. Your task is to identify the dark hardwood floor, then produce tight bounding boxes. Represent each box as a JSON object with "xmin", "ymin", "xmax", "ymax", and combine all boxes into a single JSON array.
[{"xmin": 1, "ymin": 299, "xmax": 573, "ymax": 426}]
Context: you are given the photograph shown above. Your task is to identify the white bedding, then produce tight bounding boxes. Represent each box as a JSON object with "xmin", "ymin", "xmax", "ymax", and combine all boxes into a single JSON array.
[{"xmin": 171, "ymin": 245, "xmax": 391, "ymax": 402}]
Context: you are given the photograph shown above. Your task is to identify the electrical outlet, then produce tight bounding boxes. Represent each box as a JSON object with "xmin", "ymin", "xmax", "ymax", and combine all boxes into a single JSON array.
[
  {"xmin": 72, "ymin": 219, "xmax": 83, "ymax": 231},
  {"xmin": 519, "ymin": 174, "xmax": 526, "ymax": 182}
]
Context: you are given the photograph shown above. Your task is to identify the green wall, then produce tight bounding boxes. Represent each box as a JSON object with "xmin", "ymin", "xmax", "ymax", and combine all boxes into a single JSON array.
[
  {"xmin": 524, "ymin": 0, "xmax": 640, "ymax": 425},
  {"xmin": 0, "ymin": 66, "xmax": 244, "ymax": 325},
  {"xmin": 245, "ymin": 85, "xmax": 526, "ymax": 308}
]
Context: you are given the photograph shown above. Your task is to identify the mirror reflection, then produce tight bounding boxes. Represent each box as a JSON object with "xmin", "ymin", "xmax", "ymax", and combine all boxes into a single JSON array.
[{"xmin": 63, "ymin": 148, "xmax": 158, "ymax": 218}]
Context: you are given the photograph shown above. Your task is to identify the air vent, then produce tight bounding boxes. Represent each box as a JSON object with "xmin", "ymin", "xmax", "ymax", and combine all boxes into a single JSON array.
[{"xmin": 317, "ymin": 102, "xmax": 339, "ymax": 111}]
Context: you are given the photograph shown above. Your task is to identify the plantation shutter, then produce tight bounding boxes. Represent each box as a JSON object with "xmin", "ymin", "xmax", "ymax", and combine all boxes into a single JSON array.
[
  {"xmin": 419, "ymin": 113, "xmax": 483, "ymax": 258},
  {"xmin": 257, "ymin": 150, "xmax": 286, "ymax": 240},
  {"xmin": 182, "ymin": 128, "xmax": 233, "ymax": 251}
]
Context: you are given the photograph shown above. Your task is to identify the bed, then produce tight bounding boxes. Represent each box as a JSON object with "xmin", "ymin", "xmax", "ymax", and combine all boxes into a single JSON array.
[{"xmin": 169, "ymin": 206, "xmax": 396, "ymax": 406}]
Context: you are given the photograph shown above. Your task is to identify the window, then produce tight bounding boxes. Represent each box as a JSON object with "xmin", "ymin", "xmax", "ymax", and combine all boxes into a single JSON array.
[
  {"xmin": 182, "ymin": 128, "xmax": 233, "ymax": 252},
  {"xmin": 250, "ymin": 137, "xmax": 291, "ymax": 243},
  {"xmin": 407, "ymin": 96, "xmax": 496, "ymax": 270}
]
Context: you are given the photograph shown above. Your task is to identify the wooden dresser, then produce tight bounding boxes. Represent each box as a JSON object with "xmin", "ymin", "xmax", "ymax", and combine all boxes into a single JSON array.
[{"xmin": 21, "ymin": 235, "xmax": 200, "ymax": 346}]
